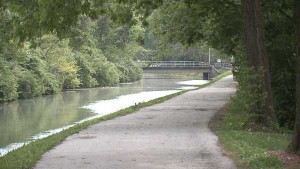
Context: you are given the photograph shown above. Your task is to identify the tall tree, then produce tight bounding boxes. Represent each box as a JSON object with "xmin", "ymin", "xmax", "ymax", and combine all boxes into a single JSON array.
[
  {"xmin": 242, "ymin": 0, "xmax": 276, "ymax": 124},
  {"xmin": 289, "ymin": 0, "xmax": 300, "ymax": 154}
]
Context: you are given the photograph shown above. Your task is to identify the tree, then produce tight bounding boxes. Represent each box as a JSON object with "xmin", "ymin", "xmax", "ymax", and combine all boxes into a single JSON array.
[
  {"xmin": 289, "ymin": 0, "xmax": 300, "ymax": 154},
  {"xmin": 241, "ymin": 0, "xmax": 276, "ymax": 124},
  {"xmin": 3, "ymin": 0, "xmax": 102, "ymax": 41},
  {"xmin": 263, "ymin": 0, "xmax": 295, "ymax": 129}
]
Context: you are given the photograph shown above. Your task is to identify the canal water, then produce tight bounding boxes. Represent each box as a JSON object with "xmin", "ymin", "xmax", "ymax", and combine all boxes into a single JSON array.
[{"xmin": 0, "ymin": 69, "xmax": 208, "ymax": 156}]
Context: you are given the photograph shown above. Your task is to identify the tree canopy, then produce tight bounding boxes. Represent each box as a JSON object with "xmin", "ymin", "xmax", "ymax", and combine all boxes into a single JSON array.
[{"xmin": 0, "ymin": 3, "xmax": 147, "ymax": 101}]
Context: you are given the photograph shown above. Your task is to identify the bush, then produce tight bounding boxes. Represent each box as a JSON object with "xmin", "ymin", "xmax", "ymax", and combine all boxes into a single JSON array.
[
  {"xmin": 94, "ymin": 60, "xmax": 120, "ymax": 86},
  {"xmin": 41, "ymin": 72, "xmax": 61, "ymax": 94},
  {"xmin": 0, "ymin": 74, "xmax": 18, "ymax": 101},
  {"xmin": 17, "ymin": 70, "xmax": 44, "ymax": 99},
  {"xmin": 103, "ymin": 46, "xmax": 143, "ymax": 83},
  {"xmin": 36, "ymin": 35, "xmax": 80, "ymax": 90},
  {"xmin": 0, "ymin": 53, "xmax": 19, "ymax": 101},
  {"xmin": 127, "ymin": 62, "xmax": 143, "ymax": 81},
  {"xmin": 74, "ymin": 53, "xmax": 98, "ymax": 87},
  {"xmin": 63, "ymin": 73, "xmax": 81, "ymax": 89},
  {"xmin": 235, "ymin": 66, "xmax": 269, "ymax": 127}
]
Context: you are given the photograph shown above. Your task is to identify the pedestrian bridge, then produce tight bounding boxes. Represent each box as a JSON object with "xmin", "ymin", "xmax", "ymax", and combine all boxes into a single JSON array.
[{"xmin": 137, "ymin": 61, "xmax": 231, "ymax": 69}]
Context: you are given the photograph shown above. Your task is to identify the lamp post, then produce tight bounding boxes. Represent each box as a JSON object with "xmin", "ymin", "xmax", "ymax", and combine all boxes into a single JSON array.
[{"xmin": 208, "ymin": 48, "xmax": 211, "ymax": 65}]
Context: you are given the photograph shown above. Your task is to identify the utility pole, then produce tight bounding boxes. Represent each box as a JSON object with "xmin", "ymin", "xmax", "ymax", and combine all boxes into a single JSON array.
[{"xmin": 208, "ymin": 48, "xmax": 211, "ymax": 65}]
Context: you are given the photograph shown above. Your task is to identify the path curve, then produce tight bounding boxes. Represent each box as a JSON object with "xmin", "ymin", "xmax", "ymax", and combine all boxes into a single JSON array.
[{"xmin": 35, "ymin": 75, "xmax": 237, "ymax": 169}]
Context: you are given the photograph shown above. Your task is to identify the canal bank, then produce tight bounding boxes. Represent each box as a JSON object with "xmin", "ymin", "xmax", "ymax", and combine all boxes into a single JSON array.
[{"xmin": 34, "ymin": 73, "xmax": 236, "ymax": 169}]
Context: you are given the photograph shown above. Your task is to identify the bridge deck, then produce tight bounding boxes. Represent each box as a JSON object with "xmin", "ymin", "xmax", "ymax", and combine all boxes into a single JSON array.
[
  {"xmin": 137, "ymin": 61, "xmax": 232, "ymax": 69},
  {"xmin": 137, "ymin": 61, "xmax": 211, "ymax": 68}
]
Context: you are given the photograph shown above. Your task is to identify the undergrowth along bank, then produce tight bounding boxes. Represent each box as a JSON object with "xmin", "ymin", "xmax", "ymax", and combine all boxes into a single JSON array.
[
  {"xmin": 0, "ymin": 70, "xmax": 231, "ymax": 169},
  {"xmin": 209, "ymin": 98, "xmax": 294, "ymax": 169}
]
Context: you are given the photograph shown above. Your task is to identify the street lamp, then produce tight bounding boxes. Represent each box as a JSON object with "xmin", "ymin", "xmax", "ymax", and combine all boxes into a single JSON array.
[{"xmin": 208, "ymin": 48, "xmax": 211, "ymax": 65}]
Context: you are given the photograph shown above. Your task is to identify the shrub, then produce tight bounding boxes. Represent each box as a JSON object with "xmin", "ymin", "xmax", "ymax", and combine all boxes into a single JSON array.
[
  {"xmin": 17, "ymin": 70, "xmax": 44, "ymax": 99},
  {"xmin": 0, "ymin": 74, "xmax": 18, "ymax": 101},
  {"xmin": 94, "ymin": 60, "xmax": 120, "ymax": 86}
]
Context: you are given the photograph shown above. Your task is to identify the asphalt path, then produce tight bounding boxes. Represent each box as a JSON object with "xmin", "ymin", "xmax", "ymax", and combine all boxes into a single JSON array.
[{"xmin": 35, "ymin": 75, "xmax": 237, "ymax": 169}]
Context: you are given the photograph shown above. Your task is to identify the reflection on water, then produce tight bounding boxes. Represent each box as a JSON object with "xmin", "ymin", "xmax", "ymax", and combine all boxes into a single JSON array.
[{"xmin": 0, "ymin": 69, "xmax": 207, "ymax": 156}]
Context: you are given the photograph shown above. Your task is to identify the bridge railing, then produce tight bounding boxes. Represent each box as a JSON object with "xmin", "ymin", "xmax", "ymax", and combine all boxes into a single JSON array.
[
  {"xmin": 137, "ymin": 61, "xmax": 211, "ymax": 68},
  {"xmin": 137, "ymin": 61, "xmax": 232, "ymax": 69},
  {"xmin": 214, "ymin": 62, "xmax": 232, "ymax": 69}
]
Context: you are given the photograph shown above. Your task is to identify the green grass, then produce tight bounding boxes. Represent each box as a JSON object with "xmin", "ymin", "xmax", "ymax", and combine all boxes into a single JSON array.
[
  {"xmin": 216, "ymin": 130, "xmax": 290, "ymax": 169},
  {"xmin": 0, "ymin": 71, "xmax": 231, "ymax": 169},
  {"xmin": 211, "ymin": 100, "xmax": 292, "ymax": 169},
  {"xmin": 210, "ymin": 70, "xmax": 232, "ymax": 82}
]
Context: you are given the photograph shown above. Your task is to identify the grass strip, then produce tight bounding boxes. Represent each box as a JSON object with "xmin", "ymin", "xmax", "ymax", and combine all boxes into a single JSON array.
[
  {"xmin": 0, "ymin": 70, "xmax": 231, "ymax": 169},
  {"xmin": 210, "ymin": 100, "xmax": 293, "ymax": 169}
]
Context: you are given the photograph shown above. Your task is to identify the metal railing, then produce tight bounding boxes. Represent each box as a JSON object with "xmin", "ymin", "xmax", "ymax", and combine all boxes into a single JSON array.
[
  {"xmin": 137, "ymin": 61, "xmax": 211, "ymax": 68},
  {"xmin": 214, "ymin": 62, "xmax": 232, "ymax": 69}
]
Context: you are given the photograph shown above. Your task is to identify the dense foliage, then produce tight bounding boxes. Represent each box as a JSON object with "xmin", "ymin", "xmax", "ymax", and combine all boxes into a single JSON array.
[{"xmin": 0, "ymin": 10, "xmax": 144, "ymax": 101}]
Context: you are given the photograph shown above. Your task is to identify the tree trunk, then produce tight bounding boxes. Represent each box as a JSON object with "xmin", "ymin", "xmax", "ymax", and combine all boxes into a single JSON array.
[
  {"xmin": 242, "ymin": 0, "xmax": 276, "ymax": 124},
  {"xmin": 289, "ymin": 0, "xmax": 300, "ymax": 154}
]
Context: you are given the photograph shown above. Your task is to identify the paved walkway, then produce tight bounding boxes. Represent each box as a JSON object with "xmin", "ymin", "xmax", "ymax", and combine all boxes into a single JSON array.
[{"xmin": 35, "ymin": 75, "xmax": 237, "ymax": 169}]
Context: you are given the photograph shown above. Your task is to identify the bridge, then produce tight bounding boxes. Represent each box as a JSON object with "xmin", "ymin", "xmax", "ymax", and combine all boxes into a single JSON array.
[
  {"xmin": 137, "ymin": 61, "xmax": 231, "ymax": 69},
  {"xmin": 136, "ymin": 61, "xmax": 231, "ymax": 79}
]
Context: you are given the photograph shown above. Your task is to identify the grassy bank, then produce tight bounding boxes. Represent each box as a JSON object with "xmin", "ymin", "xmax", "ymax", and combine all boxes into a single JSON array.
[
  {"xmin": 209, "ymin": 99, "xmax": 295, "ymax": 169},
  {"xmin": 0, "ymin": 71, "xmax": 231, "ymax": 169}
]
